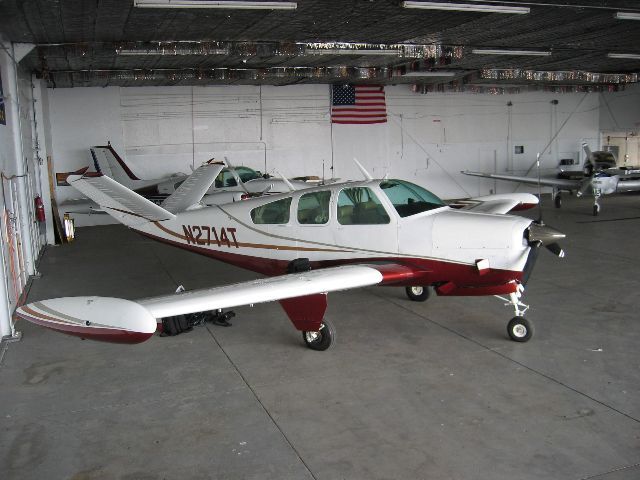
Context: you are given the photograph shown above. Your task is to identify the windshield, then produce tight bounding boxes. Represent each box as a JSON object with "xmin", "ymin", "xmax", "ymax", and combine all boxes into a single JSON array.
[
  {"xmin": 379, "ymin": 179, "xmax": 445, "ymax": 217},
  {"xmin": 236, "ymin": 166, "xmax": 262, "ymax": 182}
]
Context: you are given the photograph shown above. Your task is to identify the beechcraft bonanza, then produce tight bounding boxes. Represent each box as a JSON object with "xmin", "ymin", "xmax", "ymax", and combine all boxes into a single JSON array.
[
  {"xmin": 59, "ymin": 144, "xmax": 313, "ymax": 214},
  {"xmin": 463, "ymin": 143, "xmax": 640, "ymax": 216},
  {"xmin": 16, "ymin": 161, "xmax": 566, "ymax": 350}
]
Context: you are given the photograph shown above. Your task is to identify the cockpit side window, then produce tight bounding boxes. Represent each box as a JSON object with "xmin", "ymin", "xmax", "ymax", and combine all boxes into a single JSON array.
[
  {"xmin": 250, "ymin": 197, "xmax": 292, "ymax": 224},
  {"xmin": 298, "ymin": 191, "xmax": 331, "ymax": 224},
  {"xmin": 337, "ymin": 187, "xmax": 390, "ymax": 225},
  {"xmin": 380, "ymin": 180, "xmax": 445, "ymax": 217}
]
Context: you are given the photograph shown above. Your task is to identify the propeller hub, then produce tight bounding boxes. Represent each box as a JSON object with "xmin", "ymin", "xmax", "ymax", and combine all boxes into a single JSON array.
[
  {"xmin": 527, "ymin": 223, "xmax": 566, "ymax": 245},
  {"xmin": 526, "ymin": 223, "xmax": 566, "ymax": 258}
]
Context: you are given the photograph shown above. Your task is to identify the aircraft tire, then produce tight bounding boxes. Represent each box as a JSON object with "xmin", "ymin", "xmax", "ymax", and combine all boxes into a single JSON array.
[
  {"xmin": 302, "ymin": 319, "xmax": 335, "ymax": 351},
  {"xmin": 554, "ymin": 194, "xmax": 562, "ymax": 208},
  {"xmin": 593, "ymin": 204, "xmax": 599, "ymax": 216},
  {"xmin": 405, "ymin": 286, "xmax": 430, "ymax": 302},
  {"xmin": 507, "ymin": 316, "xmax": 533, "ymax": 342}
]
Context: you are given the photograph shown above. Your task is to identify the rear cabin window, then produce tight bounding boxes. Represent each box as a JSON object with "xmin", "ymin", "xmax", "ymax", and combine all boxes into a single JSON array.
[
  {"xmin": 337, "ymin": 187, "xmax": 390, "ymax": 225},
  {"xmin": 250, "ymin": 197, "xmax": 292, "ymax": 224},
  {"xmin": 297, "ymin": 191, "xmax": 331, "ymax": 225},
  {"xmin": 380, "ymin": 180, "xmax": 445, "ymax": 217}
]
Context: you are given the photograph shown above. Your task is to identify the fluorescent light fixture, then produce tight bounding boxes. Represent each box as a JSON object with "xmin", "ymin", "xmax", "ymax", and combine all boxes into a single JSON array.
[
  {"xmin": 401, "ymin": 1, "xmax": 529, "ymax": 14},
  {"xmin": 472, "ymin": 48, "xmax": 551, "ymax": 56},
  {"xmin": 400, "ymin": 71, "xmax": 457, "ymax": 77},
  {"xmin": 134, "ymin": 0, "xmax": 297, "ymax": 9},
  {"xmin": 306, "ymin": 49, "xmax": 401, "ymax": 56},
  {"xmin": 615, "ymin": 12, "xmax": 640, "ymax": 20},
  {"xmin": 607, "ymin": 53, "xmax": 640, "ymax": 60},
  {"xmin": 118, "ymin": 48, "xmax": 229, "ymax": 55}
]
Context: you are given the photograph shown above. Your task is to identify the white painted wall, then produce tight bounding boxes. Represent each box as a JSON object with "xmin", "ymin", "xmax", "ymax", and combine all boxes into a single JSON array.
[
  {"xmin": 600, "ymin": 83, "xmax": 640, "ymax": 133},
  {"xmin": 47, "ymin": 84, "xmax": 601, "ymax": 225}
]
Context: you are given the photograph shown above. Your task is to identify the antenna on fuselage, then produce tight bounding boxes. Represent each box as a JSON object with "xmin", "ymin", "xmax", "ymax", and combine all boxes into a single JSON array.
[
  {"xmin": 275, "ymin": 170, "xmax": 297, "ymax": 192},
  {"xmin": 353, "ymin": 157, "xmax": 373, "ymax": 181},
  {"xmin": 224, "ymin": 156, "xmax": 251, "ymax": 196}
]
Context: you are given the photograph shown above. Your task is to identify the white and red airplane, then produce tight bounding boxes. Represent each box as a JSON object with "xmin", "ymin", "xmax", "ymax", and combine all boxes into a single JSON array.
[{"xmin": 16, "ymin": 162, "xmax": 565, "ymax": 350}]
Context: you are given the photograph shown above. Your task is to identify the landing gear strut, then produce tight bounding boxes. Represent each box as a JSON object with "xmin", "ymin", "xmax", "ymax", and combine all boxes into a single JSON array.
[
  {"xmin": 302, "ymin": 319, "xmax": 335, "ymax": 351},
  {"xmin": 495, "ymin": 284, "xmax": 533, "ymax": 342},
  {"xmin": 592, "ymin": 190, "xmax": 601, "ymax": 216},
  {"xmin": 405, "ymin": 286, "xmax": 430, "ymax": 302}
]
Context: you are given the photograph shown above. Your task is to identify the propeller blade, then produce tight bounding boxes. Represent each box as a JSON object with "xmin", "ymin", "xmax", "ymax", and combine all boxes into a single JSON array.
[
  {"xmin": 576, "ymin": 178, "xmax": 592, "ymax": 197},
  {"xmin": 545, "ymin": 243, "xmax": 565, "ymax": 258}
]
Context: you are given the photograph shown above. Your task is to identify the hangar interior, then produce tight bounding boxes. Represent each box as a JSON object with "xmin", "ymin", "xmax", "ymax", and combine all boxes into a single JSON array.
[{"xmin": 1, "ymin": 1, "xmax": 639, "ymax": 479}]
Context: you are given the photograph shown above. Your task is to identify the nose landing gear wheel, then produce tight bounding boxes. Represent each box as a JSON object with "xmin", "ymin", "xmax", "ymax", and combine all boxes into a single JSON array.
[
  {"xmin": 405, "ymin": 286, "xmax": 430, "ymax": 302},
  {"xmin": 302, "ymin": 319, "xmax": 335, "ymax": 351},
  {"xmin": 593, "ymin": 204, "xmax": 600, "ymax": 216},
  {"xmin": 507, "ymin": 316, "xmax": 533, "ymax": 342}
]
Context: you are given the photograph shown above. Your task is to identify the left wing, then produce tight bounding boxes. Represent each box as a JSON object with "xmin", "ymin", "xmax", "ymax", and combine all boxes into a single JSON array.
[{"xmin": 14, "ymin": 265, "xmax": 384, "ymax": 344}]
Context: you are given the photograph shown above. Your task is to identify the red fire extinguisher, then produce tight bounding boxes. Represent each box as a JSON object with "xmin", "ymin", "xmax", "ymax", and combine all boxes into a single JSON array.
[{"xmin": 34, "ymin": 196, "xmax": 46, "ymax": 222}]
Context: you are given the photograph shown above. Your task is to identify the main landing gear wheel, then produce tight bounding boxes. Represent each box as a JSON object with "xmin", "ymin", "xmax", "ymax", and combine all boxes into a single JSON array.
[
  {"xmin": 554, "ymin": 194, "xmax": 562, "ymax": 208},
  {"xmin": 405, "ymin": 286, "xmax": 430, "ymax": 302},
  {"xmin": 302, "ymin": 319, "xmax": 335, "ymax": 351},
  {"xmin": 507, "ymin": 316, "xmax": 533, "ymax": 342}
]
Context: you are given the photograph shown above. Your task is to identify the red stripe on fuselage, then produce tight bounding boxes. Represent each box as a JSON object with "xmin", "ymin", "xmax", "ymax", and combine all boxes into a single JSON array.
[{"xmin": 136, "ymin": 230, "xmax": 523, "ymax": 289}]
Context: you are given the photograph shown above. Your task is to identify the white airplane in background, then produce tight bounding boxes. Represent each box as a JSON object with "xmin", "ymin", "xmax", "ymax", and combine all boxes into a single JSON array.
[
  {"xmin": 463, "ymin": 143, "xmax": 640, "ymax": 216},
  {"xmin": 16, "ymin": 161, "xmax": 566, "ymax": 350},
  {"xmin": 59, "ymin": 144, "xmax": 313, "ymax": 214}
]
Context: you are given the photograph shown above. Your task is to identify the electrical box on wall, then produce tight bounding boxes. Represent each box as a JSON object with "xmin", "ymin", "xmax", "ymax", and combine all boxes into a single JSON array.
[{"xmin": 514, "ymin": 146, "xmax": 524, "ymax": 154}]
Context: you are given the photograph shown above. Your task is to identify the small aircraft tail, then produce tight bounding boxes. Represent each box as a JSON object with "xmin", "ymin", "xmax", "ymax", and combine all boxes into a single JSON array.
[
  {"xmin": 91, "ymin": 144, "xmax": 180, "ymax": 192},
  {"xmin": 67, "ymin": 172, "xmax": 175, "ymax": 228},
  {"xmin": 91, "ymin": 144, "xmax": 141, "ymax": 188}
]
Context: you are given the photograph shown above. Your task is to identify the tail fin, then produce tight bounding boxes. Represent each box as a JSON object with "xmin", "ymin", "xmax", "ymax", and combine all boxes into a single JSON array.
[
  {"xmin": 67, "ymin": 172, "xmax": 175, "ymax": 227},
  {"xmin": 161, "ymin": 162, "xmax": 224, "ymax": 213},
  {"xmin": 91, "ymin": 145, "xmax": 142, "ymax": 187}
]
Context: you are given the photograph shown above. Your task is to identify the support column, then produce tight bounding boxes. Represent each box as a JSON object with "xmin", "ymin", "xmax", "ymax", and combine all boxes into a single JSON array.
[{"xmin": 4, "ymin": 42, "xmax": 36, "ymax": 280}]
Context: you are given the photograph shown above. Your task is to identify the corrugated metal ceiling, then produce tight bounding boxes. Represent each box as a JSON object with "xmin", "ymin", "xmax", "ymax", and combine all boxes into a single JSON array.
[{"xmin": 0, "ymin": 0, "xmax": 638, "ymax": 89}]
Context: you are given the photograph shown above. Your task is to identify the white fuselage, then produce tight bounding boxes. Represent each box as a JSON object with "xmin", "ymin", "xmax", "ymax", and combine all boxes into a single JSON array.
[{"xmin": 124, "ymin": 180, "xmax": 533, "ymax": 284}]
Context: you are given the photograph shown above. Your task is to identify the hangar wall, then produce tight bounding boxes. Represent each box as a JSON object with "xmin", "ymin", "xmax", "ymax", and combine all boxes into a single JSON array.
[
  {"xmin": 600, "ymin": 83, "xmax": 640, "ymax": 132},
  {"xmin": 47, "ymin": 84, "xmax": 600, "ymax": 225},
  {"xmin": 0, "ymin": 42, "xmax": 48, "ymax": 338}
]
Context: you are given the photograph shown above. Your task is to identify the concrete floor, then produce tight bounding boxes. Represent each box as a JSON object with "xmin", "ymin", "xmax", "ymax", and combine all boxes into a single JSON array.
[{"xmin": 1, "ymin": 194, "xmax": 640, "ymax": 479}]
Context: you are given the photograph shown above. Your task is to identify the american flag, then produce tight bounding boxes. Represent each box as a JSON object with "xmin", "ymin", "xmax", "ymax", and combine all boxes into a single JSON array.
[{"xmin": 331, "ymin": 85, "xmax": 387, "ymax": 124}]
